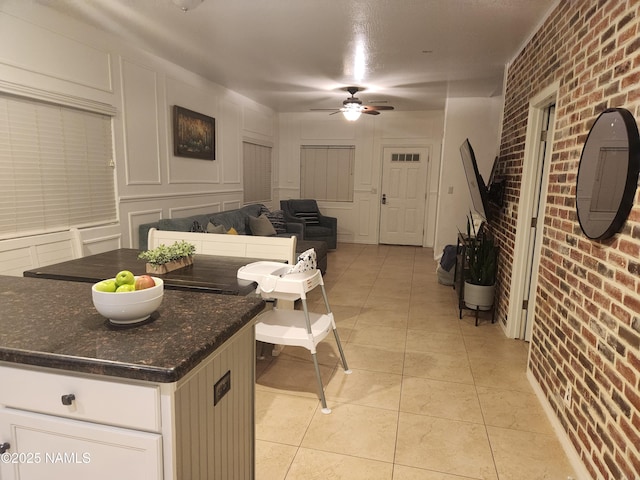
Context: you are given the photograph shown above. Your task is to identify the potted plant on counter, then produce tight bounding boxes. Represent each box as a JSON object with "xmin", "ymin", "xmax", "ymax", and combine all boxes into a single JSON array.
[
  {"xmin": 463, "ymin": 220, "xmax": 498, "ymax": 311},
  {"xmin": 138, "ymin": 240, "xmax": 196, "ymax": 274}
]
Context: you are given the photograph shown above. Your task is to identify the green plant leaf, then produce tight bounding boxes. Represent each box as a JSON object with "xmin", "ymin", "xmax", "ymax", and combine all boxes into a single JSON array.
[
  {"xmin": 138, "ymin": 240, "xmax": 196, "ymax": 265},
  {"xmin": 465, "ymin": 232, "xmax": 497, "ymax": 286}
]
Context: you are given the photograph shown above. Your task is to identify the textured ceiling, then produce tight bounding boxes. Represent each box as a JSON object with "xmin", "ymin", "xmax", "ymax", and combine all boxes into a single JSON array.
[{"xmin": 34, "ymin": 0, "xmax": 555, "ymax": 112}]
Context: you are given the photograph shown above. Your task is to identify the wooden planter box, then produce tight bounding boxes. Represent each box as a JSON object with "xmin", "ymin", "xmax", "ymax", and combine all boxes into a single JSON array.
[{"xmin": 145, "ymin": 255, "xmax": 194, "ymax": 275}]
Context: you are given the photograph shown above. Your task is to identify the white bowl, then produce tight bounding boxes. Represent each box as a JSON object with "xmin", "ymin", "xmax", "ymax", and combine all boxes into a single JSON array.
[{"xmin": 92, "ymin": 276, "xmax": 164, "ymax": 325}]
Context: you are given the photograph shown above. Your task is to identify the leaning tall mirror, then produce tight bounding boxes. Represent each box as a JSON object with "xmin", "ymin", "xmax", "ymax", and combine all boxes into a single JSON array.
[{"xmin": 576, "ymin": 107, "xmax": 640, "ymax": 240}]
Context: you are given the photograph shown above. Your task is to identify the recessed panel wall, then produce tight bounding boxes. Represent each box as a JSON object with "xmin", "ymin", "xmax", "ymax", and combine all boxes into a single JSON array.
[
  {"xmin": 0, "ymin": 12, "xmax": 112, "ymax": 93},
  {"xmin": 222, "ymin": 99, "xmax": 241, "ymax": 184},
  {"xmin": 121, "ymin": 58, "xmax": 161, "ymax": 185},
  {"xmin": 166, "ymin": 76, "xmax": 219, "ymax": 185}
]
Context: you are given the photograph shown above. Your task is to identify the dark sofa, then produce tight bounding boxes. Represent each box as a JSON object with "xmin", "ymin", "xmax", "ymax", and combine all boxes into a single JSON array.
[{"xmin": 138, "ymin": 203, "xmax": 328, "ymax": 273}]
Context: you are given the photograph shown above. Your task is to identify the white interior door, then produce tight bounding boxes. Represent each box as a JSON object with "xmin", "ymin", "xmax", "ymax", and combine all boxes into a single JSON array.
[
  {"xmin": 379, "ymin": 147, "xmax": 429, "ymax": 245},
  {"xmin": 520, "ymin": 105, "xmax": 555, "ymax": 340},
  {"xmin": 507, "ymin": 83, "xmax": 557, "ymax": 341}
]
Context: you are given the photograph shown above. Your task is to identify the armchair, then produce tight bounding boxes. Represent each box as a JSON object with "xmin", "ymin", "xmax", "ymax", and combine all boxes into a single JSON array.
[{"xmin": 280, "ymin": 199, "xmax": 337, "ymax": 249}]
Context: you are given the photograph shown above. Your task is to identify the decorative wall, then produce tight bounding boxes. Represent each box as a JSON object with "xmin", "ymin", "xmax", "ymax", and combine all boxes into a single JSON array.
[
  {"xmin": 0, "ymin": 2, "xmax": 276, "ymax": 251},
  {"xmin": 277, "ymin": 111, "xmax": 444, "ymax": 246},
  {"xmin": 497, "ymin": 1, "xmax": 640, "ymax": 478}
]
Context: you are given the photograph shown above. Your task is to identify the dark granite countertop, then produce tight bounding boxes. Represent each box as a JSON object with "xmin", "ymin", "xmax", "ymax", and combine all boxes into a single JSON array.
[{"xmin": 0, "ymin": 276, "xmax": 264, "ymax": 383}]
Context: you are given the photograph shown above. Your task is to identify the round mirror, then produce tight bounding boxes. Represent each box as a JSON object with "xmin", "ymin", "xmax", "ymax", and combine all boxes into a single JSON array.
[{"xmin": 576, "ymin": 107, "xmax": 640, "ymax": 240}]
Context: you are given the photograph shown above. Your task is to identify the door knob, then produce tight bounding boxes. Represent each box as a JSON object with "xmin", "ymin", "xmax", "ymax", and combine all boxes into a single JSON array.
[
  {"xmin": 382, "ymin": 194, "xmax": 387, "ymax": 205},
  {"xmin": 0, "ymin": 442, "xmax": 9, "ymax": 454}
]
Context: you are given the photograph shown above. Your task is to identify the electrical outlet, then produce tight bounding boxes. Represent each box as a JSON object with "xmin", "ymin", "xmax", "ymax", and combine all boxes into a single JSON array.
[{"xmin": 563, "ymin": 385, "xmax": 572, "ymax": 407}]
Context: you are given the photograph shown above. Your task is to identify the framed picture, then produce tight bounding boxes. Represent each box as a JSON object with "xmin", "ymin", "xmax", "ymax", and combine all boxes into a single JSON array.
[{"xmin": 173, "ymin": 105, "xmax": 215, "ymax": 160}]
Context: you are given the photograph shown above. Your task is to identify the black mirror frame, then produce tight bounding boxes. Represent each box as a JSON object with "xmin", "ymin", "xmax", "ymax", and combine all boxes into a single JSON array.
[{"xmin": 576, "ymin": 107, "xmax": 640, "ymax": 240}]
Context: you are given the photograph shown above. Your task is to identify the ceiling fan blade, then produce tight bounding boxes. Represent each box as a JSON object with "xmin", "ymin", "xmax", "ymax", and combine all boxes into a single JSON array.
[
  {"xmin": 363, "ymin": 105, "xmax": 395, "ymax": 111},
  {"xmin": 310, "ymin": 108, "xmax": 340, "ymax": 111},
  {"xmin": 362, "ymin": 110, "xmax": 380, "ymax": 115}
]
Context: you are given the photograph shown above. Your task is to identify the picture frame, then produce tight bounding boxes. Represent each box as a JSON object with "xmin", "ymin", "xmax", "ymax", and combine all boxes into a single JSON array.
[{"xmin": 173, "ymin": 105, "xmax": 215, "ymax": 160}]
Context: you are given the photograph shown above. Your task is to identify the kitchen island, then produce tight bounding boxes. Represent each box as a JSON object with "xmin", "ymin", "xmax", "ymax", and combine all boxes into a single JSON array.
[{"xmin": 0, "ymin": 275, "xmax": 265, "ymax": 480}]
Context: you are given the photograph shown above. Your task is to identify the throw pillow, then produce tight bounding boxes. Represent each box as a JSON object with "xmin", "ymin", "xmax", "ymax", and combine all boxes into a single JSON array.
[
  {"xmin": 190, "ymin": 220, "xmax": 205, "ymax": 233},
  {"xmin": 295, "ymin": 211, "xmax": 320, "ymax": 225},
  {"xmin": 287, "ymin": 248, "xmax": 317, "ymax": 273},
  {"xmin": 206, "ymin": 222, "xmax": 227, "ymax": 234},
  {"xmin": 249, "ymin": 214, "xmax": 277, "ymax": 236},
  {"xmin": 227, "ymin": 227, "xmax": 238, "ymax": 235},
  {"xmin": 265, "ymin": 209, "xmax": 287, "ymax": 234}
]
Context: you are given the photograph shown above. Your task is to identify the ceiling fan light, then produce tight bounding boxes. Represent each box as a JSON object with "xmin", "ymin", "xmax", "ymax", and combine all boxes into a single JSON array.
[
  {"xmin": 343, "ymin": 110, "xmax": 362, "ymax": 121},
  {"xmin": 171, "ymin": 0, "xmax": 204, "ymax": 12}
]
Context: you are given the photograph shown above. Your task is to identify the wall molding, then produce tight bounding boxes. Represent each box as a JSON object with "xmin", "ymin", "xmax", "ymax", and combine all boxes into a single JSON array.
[
  {"xmin": 119, "ymin": 189, "xmax": 243, "ymax": 203},
  {"xmin": 0, "ymin": 79, "xmax": 116, "ymax": 115}
]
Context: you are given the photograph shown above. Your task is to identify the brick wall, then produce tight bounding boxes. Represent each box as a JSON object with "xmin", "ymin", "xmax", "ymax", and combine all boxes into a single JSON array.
[{"xmin": 497, "ymin": 1, "xmax": 640, "ymax": 478}]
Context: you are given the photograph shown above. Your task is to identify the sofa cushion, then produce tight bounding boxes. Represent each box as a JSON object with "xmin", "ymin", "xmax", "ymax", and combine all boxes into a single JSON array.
[
  {"xmin": 265, "ymin": 209, "xmax": 287, "ymax": 234},
  {"xmin": 249, "ymin": 214, "xmax": 277, "ymax": 236},
  {"xmin": 306, "ymin": 225, "xmax": 333, "ymax": 236},
  {"xmin": 205, "ymin": 203, "xmax": 266, "ymax": 234},
  {"xmin": 208, "ymin": 211, "xmax": 249, "ymax": 234},
  {"xmin": 158, "ymin": 214, "xmax": 210, "ymax": 233},
  {"xmin": 206, "ymin": 222, "xmax": 227, "ymax": 234}
]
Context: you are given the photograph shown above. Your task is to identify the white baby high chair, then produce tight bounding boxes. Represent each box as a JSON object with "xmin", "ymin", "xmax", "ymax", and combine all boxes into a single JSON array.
[{"xmin": 237, "ymin": 249, "xmax": 351, "ymax": 414}]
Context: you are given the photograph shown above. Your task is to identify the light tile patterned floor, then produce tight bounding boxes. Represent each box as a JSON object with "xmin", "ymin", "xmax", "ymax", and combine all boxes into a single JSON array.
[{"xmin": 255, "ymin": 244, "xmax": 577, "ymax": 480}]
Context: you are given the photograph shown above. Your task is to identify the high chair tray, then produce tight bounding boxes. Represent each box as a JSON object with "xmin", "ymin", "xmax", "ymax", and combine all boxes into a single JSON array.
[{"xmin": 237, "ymin": 261, "xmax": 290, "ymax": 282}]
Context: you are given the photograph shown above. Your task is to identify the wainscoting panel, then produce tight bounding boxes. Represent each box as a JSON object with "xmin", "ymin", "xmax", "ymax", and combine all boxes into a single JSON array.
[
  {"xmin": 174, "ymin": 321, "xmax": 255, "ymax": 479},
  {"xmin": 121, "ymin": 57, "xmax": 162, "ymax": 186},
  {"xmin": 0, "ymin": 12, "xmax": 112, "ymax": 93}
]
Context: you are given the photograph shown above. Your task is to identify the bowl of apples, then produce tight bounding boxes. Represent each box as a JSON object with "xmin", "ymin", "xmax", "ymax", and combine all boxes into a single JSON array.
[{"xmin": 92, "ymin": 270, "xmax": 164, "ymax": 325}]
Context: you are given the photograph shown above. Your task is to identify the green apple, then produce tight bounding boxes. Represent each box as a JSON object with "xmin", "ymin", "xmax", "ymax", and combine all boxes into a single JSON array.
[
  {"xmin": 116, "ymin": 283, "xmax": 136, "ymax": 293},
  {"xmin": 95, "ymin": 279, "xmax": 117, "ymax": 292},
  {"xmin": 115, "ymin": 270, "xmax": 135, "ymax": 286}
]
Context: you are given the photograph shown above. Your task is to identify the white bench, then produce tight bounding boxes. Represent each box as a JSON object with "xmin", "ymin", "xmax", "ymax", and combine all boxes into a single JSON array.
[
  {"xmin": 0, "ymin": 229, "xmax": 83, "ymax": 277},
  {"xmin": 146, "ymin": 228, "xmax": 297, "ymax": 265}
]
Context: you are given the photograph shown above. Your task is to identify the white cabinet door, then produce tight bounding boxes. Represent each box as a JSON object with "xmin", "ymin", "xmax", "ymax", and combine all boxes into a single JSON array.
[{"xmin": 0, "ymin": 408, "xmax": 162, "ymax": 480}]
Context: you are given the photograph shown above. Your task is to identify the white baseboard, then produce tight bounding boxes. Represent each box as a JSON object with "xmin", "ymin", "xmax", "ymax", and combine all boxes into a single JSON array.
[{"xmin": 527, "ymin": 369, "xmax": 592, "ymax": 480}]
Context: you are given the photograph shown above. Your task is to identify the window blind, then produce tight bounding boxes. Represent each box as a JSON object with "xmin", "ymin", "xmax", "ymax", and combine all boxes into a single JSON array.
[
  {"xmin": 0, "ymin": 95, "xmax": 116, "ymax": 238},
  {"xmin": 300, "ymin": 145, "xmax": 354, "ymax": 202},
  {"xmin": 243, "ymin": 141, "xmax": 272, "ymax": 204}
]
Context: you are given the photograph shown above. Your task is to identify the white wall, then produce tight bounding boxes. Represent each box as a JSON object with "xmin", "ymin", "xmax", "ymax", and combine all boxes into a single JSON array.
[
  {"xmin": 0, "ymin": 1, "xmax": 276, "ymax": 253},
  {"xmin": 434, "ymin": 96, "xmax": 504, "ymax": 254},
  {"xmin": 0, "ymin": 1, "xmax": 504, "ymax": 256},
  {"xmin": 277, "ymin": 111, "xmax": 445, "ymax": 246}
]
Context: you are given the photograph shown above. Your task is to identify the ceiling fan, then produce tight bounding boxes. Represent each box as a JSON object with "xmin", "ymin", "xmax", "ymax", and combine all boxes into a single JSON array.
[{"xmin": 312, "ymin": 86, "xmax": 395, "ymax": 121}]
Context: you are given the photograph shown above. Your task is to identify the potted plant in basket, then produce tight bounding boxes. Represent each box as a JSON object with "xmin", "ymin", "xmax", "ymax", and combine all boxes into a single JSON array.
[
  {"xmin": 463, "ymin": 218, "xmax": 498, "ymax": 311},
  {"xmin": 138, "ymin": 240, "xmax": 196, "ymax": 274}
]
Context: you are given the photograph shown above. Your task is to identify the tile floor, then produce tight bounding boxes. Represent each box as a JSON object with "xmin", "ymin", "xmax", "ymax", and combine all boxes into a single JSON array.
[{"xmin": 255, "ymin": 243, "xmax": 578, "ymax": 480}]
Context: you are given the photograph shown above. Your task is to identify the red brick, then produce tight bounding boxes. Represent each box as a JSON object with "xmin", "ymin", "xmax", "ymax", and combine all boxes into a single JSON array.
[{"xmin": 500, "ymin": 1, "xmax": 640, "ymax": 477}]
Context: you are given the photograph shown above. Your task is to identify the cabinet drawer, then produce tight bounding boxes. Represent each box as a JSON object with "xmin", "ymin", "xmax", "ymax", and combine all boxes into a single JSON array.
[{"xmin": 0, "ymin": 366, "xmax": 160, "ymax": 431}]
